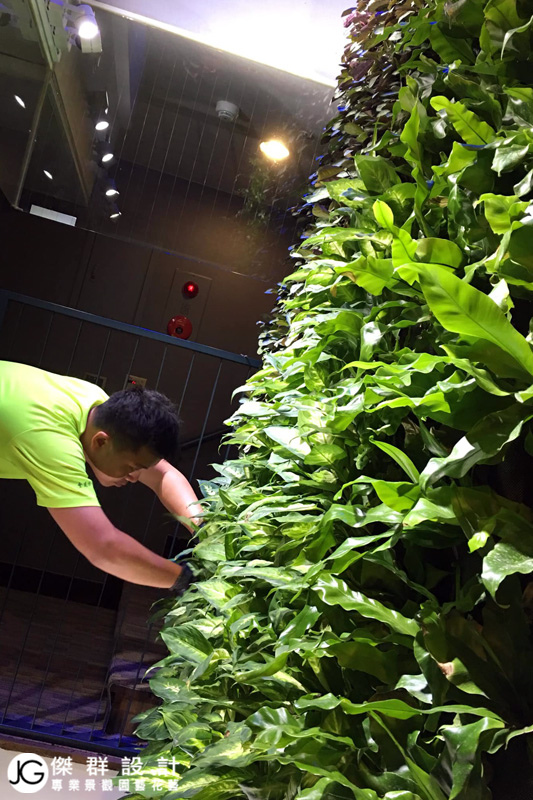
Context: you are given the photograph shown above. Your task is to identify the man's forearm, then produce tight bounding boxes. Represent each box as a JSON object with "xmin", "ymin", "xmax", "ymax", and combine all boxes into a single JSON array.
[
  {"xmin": 99, "ymin": 529, "xmax": 183, "ymax": 588},
  {"xmin": 157, "ymin": 468, "xmax": 204, "ymax": 529}
]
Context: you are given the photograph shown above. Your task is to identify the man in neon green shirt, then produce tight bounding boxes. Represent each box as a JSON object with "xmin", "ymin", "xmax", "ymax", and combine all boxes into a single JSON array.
[{"xmin": 0, "ymin": 360, "xmax": 203, "ymax": 594}]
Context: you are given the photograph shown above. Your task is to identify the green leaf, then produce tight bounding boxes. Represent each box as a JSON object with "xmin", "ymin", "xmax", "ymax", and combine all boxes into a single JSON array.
[
  {"xmin": 483, "ymin": 542, "xmax": 533, "ymax": 598},
  {"xmin": 468, "ymin": 531, "xmax": 490, "ymax": 552},
  {"xmin": 430, "ymin": 96, "xmax": 497, "ymax": 145},
  {"xmin": 263, "ymin": 426, "xmax": 311, "ymax": 457},
  {"xmin": 160, "ymin": 624, "xmax": 214, "ymax": 664},
  {"xmin": 355, "ymin": 154, "xmax": 401, "ymax": 194},
  {"xmin": 370, "ymin": 439, "xmax": 420, "ymax": 482},
  {"xmin": 340, "ymin": 257, "xmax": 395, "ymax": 295},
  {"xmin": 505, "ymin": 87, "xmax": 533, "ymax": 126},
  {"xmin": 313, "ymin": 574, "xmax": 419, "ymax": 636},
  {"xmin": 420, "ymin": 404, "xmax": 531, "ymax": 489},
  {"xmin": 479, "ymin": 193, "xmax": 528, "ymax": 234},
  {"xmin": 415, "ymin": 238, "xmax": 463, "ymax": 268},
  {"xmin": 491, "ymin": 144, "xmax": 530, "ymax": 175},
  {"xmin": 304, "ymin": 443, "xmax": 347, "ymax": 465},
  {"xmin": 415, "ymin": 265, "xmax": 533, "ymax": 377},
  {"xmin": 441, "ymin": 717, "xmax": 505, "ymax": 799},
  {"xmin": 500, "ymin": 12, "xmax": 533, "ymax": 56}
]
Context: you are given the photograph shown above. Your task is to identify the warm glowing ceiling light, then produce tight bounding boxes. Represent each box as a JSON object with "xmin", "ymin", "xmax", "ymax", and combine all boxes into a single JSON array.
[
  {"xmin": 259, "ymin": 140, "xmax": 290, "ymax": 161},
  {"xmin": 73, "ymin": 4, "xmax": 99, "ymax": 40},
  {"xmin": 14, "ymin": 95, "xmax": 26, "ymax": 108},
  {"xmin": 95, "ymin": 120, "xmax": 109, "ymax": 131}
]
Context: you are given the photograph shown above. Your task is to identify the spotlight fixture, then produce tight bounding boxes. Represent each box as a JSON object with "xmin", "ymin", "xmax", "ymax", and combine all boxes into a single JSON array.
[
  {"xmin": 72, "ymin": 3, "xmax": 99, "ymax": 40},
  {"xmin": 259, "ymin": 140, "xmax": 290, "ymax": 161},
  {"xmin": 105, "ymin": 180, "xmax": 119, "ymax": 197},
  {"xmin": 95, "ymin": 120, "xmax": 109, "ymax": 131},
  {"xmin": 14, "ymin": 95, "xmax": 25, "ymax": 108},
  {"xmin": 101, "ymin": 145, "xmax": 114, "ymax": 163},
  {"xmin": 43, "ymin": 170, "xmax": 53, "ymax": 180}
]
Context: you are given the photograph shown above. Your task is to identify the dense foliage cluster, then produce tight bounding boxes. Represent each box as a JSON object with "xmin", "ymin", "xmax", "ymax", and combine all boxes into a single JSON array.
[{"xmin": 121, "ymin": 1, "xmax": 533, "ymax": 798}]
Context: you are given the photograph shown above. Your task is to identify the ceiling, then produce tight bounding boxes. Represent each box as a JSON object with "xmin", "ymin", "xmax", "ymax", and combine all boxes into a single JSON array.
[
  {"xmin": 91, "ymin": 0, "xmax": 351, "ymax": 86},
  {"xmin": 0, "ymin": 0, "xmax": 340, "ymax": 260}
]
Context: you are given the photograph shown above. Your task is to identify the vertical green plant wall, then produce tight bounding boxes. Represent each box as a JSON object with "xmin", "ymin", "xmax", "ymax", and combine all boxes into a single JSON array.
[{"xmin": 122, "ymin": 1, "xmax": 533, "ymax": 798}]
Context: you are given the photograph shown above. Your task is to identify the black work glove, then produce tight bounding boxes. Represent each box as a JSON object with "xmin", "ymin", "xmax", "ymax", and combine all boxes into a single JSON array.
[{"xmin": 169, "ymin": 562, "xmax": 195, "ymax": 596}]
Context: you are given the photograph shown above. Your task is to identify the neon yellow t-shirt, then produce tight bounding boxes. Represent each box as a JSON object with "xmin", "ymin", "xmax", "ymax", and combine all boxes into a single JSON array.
[{"xmin": 0, "ymin": 360, "xmax": 108, "ymax": 507}]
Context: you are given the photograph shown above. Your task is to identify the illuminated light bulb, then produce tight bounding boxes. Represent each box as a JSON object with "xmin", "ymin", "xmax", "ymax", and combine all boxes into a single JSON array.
[
  {"xmin": 182, "ymin": 281, "xmax": 199, "ymax": 298},
  {"xmin": 109, "ymin": 211, "xmax": 121, "ymax": 219},
  {"xmin": 14, "ymin": 95, "xmax": 26, "ymax": 108},
  {"xmin": 95, "ymin": 120, "xmax": 109, "ymax": 131},
  {"xmin": 259, "ymin": 140, "xmax": 290, "ymax": 161},
  {"xmin": 101, "ymin": 152, "xmax": 114, "ymax": 163},
  {"xmin": 105, "ymin": 188, "xmax": 119, "ymax": 197},
  {"xmin": 43, "ymin": 170, "xmax": 53, "ymax": 180},
  {"xmin": 73, "ymin": 4, "xmax": 99, "ymax": 40},
  {"xmin": 78, "ymin": 19, "xmax": 99, "ymax": 39}
]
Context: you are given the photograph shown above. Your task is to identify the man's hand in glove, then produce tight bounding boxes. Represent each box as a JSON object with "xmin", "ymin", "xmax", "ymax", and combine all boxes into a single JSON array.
[{"xmin": 169, "ymin": 562, "xmax": 195, "ymax": 596}]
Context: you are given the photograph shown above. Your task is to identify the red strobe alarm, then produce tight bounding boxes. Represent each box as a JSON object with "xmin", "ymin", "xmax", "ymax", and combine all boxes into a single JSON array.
[{"xmin": 167, "ymin": 315, "xmax": 192, "ymax": 340}]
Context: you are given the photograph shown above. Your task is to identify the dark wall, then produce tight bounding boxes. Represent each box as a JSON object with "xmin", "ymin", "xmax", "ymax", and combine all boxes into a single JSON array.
[
  {"xmin": 0, "ymin": 188, "xmax": 285, "ymax": 591},
  {"xmin": 0, "ymin": 199, "xmax": 285, "ymax": 357}
]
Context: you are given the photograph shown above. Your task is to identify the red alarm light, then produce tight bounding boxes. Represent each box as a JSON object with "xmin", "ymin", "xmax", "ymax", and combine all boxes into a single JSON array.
[{"xmin": 182, "ymin": 281, "xmax": 199, "ymax": 299}]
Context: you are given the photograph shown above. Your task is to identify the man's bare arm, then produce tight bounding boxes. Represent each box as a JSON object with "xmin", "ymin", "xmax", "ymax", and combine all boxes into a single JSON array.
[
  {"xmin": 48, "ymin": 506, "xmax": 183, "ymax": 588},
  {"xmin": 138, "ymin": 460, "xmax": 204, "ymax": 530}
]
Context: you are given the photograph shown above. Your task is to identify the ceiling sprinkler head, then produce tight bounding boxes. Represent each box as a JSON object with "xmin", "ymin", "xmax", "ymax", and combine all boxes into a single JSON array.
[{"xmin": 216, "ymin": 100, "xmax": 239, "ymax": 123}]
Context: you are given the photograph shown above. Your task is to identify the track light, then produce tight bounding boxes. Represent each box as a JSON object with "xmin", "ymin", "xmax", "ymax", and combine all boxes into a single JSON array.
[
  {"xmin": 105, "ymin": 180, "xmax": 119, "ymax": 197},
  {"xmin": 100, "ymin": 143, "xmax": 114, "ymax": 163},
  {"xmin": 71, "ymin": 4, "xmax": 99, "ymax": 40}
]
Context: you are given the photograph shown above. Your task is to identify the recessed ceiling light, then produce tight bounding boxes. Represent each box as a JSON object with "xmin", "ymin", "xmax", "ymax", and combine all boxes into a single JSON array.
[
  {"xmin": 101, "ymin": 152, "xmax": 114, "ymax": 163},
  {"xmin": 43, "ymin": 170, "xmax": 53, "ymax": 180},
  {"xmin": 14, "ymin": 95, "xmax": 26, "ymax": 108},
  {"xmin": 95, "ymin": 120, "xmax": 109, "ymax": 131},
  {"xmin": 259, "ymin": 140, "xmax": 290, "ymax": 161},
  {"xmin": 105, "ymin": 188, "xmax": 119, "ymax": 197},
  {"xmin": 110, "ymin": 211, "xmax": 121, "ymax": 219}
]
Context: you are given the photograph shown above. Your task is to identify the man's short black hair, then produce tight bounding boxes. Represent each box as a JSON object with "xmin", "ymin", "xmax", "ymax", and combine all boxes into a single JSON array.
[{"xmin": 93, "ymin": 386, "xmax": 180, "ymax": 462}]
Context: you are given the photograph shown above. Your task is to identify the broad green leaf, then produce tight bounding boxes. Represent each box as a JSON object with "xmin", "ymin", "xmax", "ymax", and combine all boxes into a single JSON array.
[
  {"xmin": 313, "ymin": 574, "xmax": 419, "ymax": 636},
  {"xmin": 304, "ymin": 443, "xmax": 347, "ymax": 465},
  {"xmin": 415, "ymin": 238, "xmax": 463, "ymax": 268},
  {"xmin": 441, "ymin": 717, "xmax": 505, "ymax": 799},
  {"xmin": 355, "ymin": 154, "xmax": 401, "ymax": 194},
  {"xmin": 160, "ymin": 624, "xmax": 214, "ymax": 664},
  {"xmin": 505, "ymin": 86, "xmax": 533, "ymax": 125},
  {"xmin": 415, "ymin": 265, "xmax": 533, "ymax": 377},
  {"xmin": 482, "ymin": 542, "xmax": 533, "ymax": 598},
  {"xmin": 491, "ymin": 143, "xmax": 529, "ymax": 175},
  {"xmin": 371, "ymin": 438, "xmax": 420, "ymax": 482},
  {"xmin": 373, "ymin": 200, "xmax": 418, "ymax": 266},
  {"xmin": 430, "ymin": 96, "xmax": 497, "ymax": 145},
  {"xmin": 479, "ymin": 192, "xmax": 528, "ymax": 233},
  {"xmin": 263, "ymin": 426, "xmax": 311, "ymax": 457},
  {"xmin": 340, "ymin": 257, "xmax": 395, "ymax": 295},
  {"xmin": 420, "ymin": 404, "xmax": 531, "ymax": 489}
]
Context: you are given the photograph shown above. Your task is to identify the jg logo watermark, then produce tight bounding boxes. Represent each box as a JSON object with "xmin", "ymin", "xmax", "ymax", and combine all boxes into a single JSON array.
[{"xmin": 7, "ymin": 754, "xmax": 49, "ymax": 793}]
